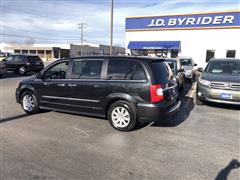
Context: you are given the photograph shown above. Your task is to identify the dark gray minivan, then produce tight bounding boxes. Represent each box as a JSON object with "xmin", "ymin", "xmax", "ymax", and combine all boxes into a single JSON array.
[{"xmin": 16, "ymin": 56, "xmax": 181, "ymax": 131}]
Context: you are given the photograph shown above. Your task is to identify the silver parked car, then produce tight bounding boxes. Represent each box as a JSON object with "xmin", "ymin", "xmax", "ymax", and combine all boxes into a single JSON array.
[
  {"xmin": 196, "ymin": 58, "xmax": 240, "ymax": 105},
  {"xmin": 179, "ymin": 57, "xmax": 197, "ymax": 83}
]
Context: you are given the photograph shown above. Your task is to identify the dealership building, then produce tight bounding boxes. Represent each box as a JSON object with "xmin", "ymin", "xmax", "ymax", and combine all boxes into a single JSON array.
[{"xmin": 125, "ymin": 11, "xmax": 240, "ymax": 67}]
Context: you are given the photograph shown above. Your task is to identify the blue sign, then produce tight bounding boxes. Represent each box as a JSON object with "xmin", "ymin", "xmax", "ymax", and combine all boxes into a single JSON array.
[{"xmin": 126, "ymin": 11, "xmax": 240, "ymax": 31}]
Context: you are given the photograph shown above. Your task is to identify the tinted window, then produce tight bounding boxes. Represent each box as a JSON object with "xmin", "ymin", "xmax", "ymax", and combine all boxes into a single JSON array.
[
  {"xmin": 206, "ymin": 50, "xmax": 215, "ymax": 62},
  {"xmin": 5, "ymin": 56, "xmax": 14, "ymax": 61},
  {"xmin": 151, "ymin": 62, "xmax": 172, "ymax": 83},
  {"xmin": 27, "ymin": 56, "xmax": 42, "ymax": 62},
  {"xmin": 180, "ymin": 59, "xmax": 192, "ymax": 66},
  {"xmin": 44, "ymin": 61, "xmax": 69, "ymax": 79},
  {"xmin": 226, "ymin": 50, "xmax": 236, "ymax": 58},
  {"xmin": 14, "ymin": 56, "xmax": 26, "ymax": 61},
  {"xmin": 107, "ymin": 60, "xmax": 146, "ymax": 80},
  {"xmin": 71, "ymin": 60, "xmax": 103, "ymax": 79},
  {"xmin": 205, "ymin": 60, "xmax": 240, "ymax": 75}
]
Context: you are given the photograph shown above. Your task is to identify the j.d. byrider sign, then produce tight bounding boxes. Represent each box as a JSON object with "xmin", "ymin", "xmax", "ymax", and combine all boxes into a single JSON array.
[{"xmin": 125, "ymin": 11, "xmax": 240, "ymax": 31}]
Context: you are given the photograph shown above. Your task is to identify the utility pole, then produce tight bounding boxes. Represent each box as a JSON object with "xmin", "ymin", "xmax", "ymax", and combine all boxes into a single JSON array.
[
  {"xmin": 78, "ymin": 23, "xmax": 87, "ymax": 56},
  {"xmin": 110, "ymin": 0, "xmax": 114, "ymax": 55}
]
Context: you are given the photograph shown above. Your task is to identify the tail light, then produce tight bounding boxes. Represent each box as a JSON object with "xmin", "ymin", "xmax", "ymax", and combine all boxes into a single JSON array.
[
  {"xmin": 150, "ymin": 84, "xmax": 164, "ymax": 103},
  {"xmin": 26, "ymin": 62, "xmax": 30, "ymax": 66}
]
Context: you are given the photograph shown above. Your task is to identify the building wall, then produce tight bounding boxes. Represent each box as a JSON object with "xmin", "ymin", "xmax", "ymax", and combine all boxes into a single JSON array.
[
  {"xmin": 70, "ymin": 44, "xmax": 125, "ymax": 57},
  {"xmin": 126, "ymin": 28, "xmax": 239, "ymax": 68}
]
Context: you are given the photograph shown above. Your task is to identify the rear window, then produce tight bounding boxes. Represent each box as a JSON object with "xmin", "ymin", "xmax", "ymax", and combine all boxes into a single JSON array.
[
  {"xmin": 107, "ymin": 60, "xmax": 146, "ymax": 80},
  {"xmin": 151, "ymin": 62, "xmax": 172, "ymax": 84},
  {"xmin": 180, "ymin": 59, "xmax": 192, "ymax": 66},
  {"xmin": 27, "ymin": 56, "xmax": 42, "ymax": 62}
]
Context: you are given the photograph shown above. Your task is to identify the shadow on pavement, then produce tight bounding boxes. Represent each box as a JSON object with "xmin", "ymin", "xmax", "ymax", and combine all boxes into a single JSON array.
[
  {"xmin": 205, "ymin": 102, "xmax": 240, "ymax": 111},
  {"xmin": 151, "ymin": 81, "xmax": 195, "ymax": 128},
  {"xmin": 215, "ymin": 159, "xmax": 240, "ymax": 180},
  {"xmin": 0, "ymin": 72, "xmax": 33, "ymax": 79},
  {"xmin": 0, "ymin": 114, "xmax": 29, "ymax": 123}
]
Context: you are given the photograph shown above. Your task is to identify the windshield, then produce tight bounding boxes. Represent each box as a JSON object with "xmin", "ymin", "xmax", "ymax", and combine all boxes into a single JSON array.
[
  {"xmin": 205, "ymin": 60, "xmax": 240, "ymax": 75},
  {"xmin": 180, "ymin": 59, "xmax": 192, "ymax": 66}
]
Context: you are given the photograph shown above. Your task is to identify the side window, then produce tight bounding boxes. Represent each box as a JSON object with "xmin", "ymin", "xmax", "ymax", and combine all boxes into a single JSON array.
[
  {"xmin": 5, "ymin": 56, "xmax": 14, "ymax": 61},
  {"xmin": 44, "ymin": 61, "xmax": 69, "ymax": 80},
  {"xmin": 107, "ymin": 60, "xmax": 146, "ymax": 80},
  {"xmin": 206, "ymin": 50, "xmax": 215, "ymax": 62},
  {"xmin": 14, "ymin": 56, "xmax": 25, "ymax": 61},
  {"xmin": 226, "ymin": 50, "xmax": 236, "ymax": 58},
  {"xmin": 71, "ymin": 60, "xmax": 103, "ymax": 79}
]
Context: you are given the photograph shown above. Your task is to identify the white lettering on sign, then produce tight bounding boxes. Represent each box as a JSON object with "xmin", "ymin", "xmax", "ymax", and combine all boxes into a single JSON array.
[
  {"xmin": 213, "ymin": 16, "xmax": 223, "ymax": 24},
  {"xmin": 147, "ymin": 15, "xmax": 235, "ymax": 28},
  {"xmin": 201, "ymin": 17, "xmax": 212, "ymax": 24},
  {"xmin": 185, "ymin": 17, "xmax": 195, "ymax": 25},
  {"xmin": 148, "ymin": 19, "xmax": 165, "ymax": 27},
  {"xmin": 178, "ymin": 18, "xmax": 187, "ymax": 25},
  {"xmin": 223, "ymin": 15, "xmax": 234, "ymax": 24},
  {"xmin": 168, "ymin": 19, "xmax": 176, "ymax": 26}
]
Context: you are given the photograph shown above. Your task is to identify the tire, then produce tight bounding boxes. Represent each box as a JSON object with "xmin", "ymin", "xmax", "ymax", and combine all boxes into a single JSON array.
[
  {"xmin": 108, "ymin": 100, "xmax": 138, "ymax": 132},
  {"xmin": 179, "ymin": 81, "xmax": 184, "ymax": 91},
  {"xmin": 21, "ymin": 90, "xmax": 40, "ymax": 114},
  {"xmin": 18, "ymin": 66, "xmax": 26, "ymax": 75},
  {"xmin": 0, "ymin": 74, "xmax": 3, "ymax": 78}
]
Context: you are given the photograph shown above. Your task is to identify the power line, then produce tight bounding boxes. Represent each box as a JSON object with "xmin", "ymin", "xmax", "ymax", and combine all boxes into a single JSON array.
[
  {"xmin": 1, "ymin": 33, "xmax": 81, "ymax": 41},
  {"xmin": 1, "ymin": 25, "xmax": 80, "ymax": 38}
]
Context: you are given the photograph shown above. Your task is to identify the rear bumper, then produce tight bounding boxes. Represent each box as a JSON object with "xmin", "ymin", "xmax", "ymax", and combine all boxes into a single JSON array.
[
  {"xmin": 16, "ymin": 88, "xmax": 20, "ymax": 103},
  {"xmin": 197, "ymin": 84, "xmax": 240, "ymax": 105},
  {"xmin": 137, "ymin": 100, "xmax": 181, "ymax": 122}
]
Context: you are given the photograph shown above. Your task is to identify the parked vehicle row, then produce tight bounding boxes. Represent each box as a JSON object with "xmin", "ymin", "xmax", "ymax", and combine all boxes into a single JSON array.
[
  {"xmin": 12, "ymin": 55, "xmax": 240, "ymax": 131},
  {"xmin": 0, "ymin": 54, "xmax": 44, "ymax": 77}
]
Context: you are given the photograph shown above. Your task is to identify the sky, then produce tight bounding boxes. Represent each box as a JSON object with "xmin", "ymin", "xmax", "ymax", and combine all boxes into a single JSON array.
[{"xmin": 1, "ymin": 0, "xmax": 239, "ymax": 47}]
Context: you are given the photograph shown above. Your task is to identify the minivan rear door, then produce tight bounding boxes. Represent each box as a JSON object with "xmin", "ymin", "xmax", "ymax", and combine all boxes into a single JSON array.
[{"xmin": 150, "ymin": 61, "xmax": 179, "ymax": 103}]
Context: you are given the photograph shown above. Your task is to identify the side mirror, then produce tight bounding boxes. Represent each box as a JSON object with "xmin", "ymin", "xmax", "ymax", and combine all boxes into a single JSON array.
[
  {"xmin": 194, "ymin": 63, "xmax": 197, "ymax": 66},
  {"xmin": 178, "ymin": 69, "xmax": 184, "ymax": 73},
  {"xmin": 36, "ymin": 72, "xmax": 43, "ymax": 79},
  {"xmin": 197, "ymin": 67, "xmax": 203, "ymax": 72}
]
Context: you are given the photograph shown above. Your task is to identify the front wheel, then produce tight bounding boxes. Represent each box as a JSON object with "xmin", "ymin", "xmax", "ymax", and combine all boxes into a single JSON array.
[
  {"xmin": 21, "ymin": 91, "xmax": 40, "ymax": 114},
  {"xmin": 108, "ymin": 101, "xmax": 137, "ymax": 131},
  {"xmin": 196, "ymin": 93, "xmax": 204, "ymax": 105}
]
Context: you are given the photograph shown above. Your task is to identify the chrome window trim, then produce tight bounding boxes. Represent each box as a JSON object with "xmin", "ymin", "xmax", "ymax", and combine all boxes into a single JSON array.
[{"xmin": 42, "ymin": 95, "xmax": 100, "ymax": 103}]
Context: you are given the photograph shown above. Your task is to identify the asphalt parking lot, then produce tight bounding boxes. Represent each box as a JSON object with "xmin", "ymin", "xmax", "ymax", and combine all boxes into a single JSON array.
[{"xmin": 0, "ymin": 74, "xmax": 239, "ymax": 180}]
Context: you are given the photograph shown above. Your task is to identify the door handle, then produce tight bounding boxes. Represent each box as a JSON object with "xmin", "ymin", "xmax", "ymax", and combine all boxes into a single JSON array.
[
  {"xmin": 68, "ymin": 84, "xmax": 77, "ymax": 87},
  {"xmin": 57, "ymin": 83, "xmax": 66, "ymax": 87}
]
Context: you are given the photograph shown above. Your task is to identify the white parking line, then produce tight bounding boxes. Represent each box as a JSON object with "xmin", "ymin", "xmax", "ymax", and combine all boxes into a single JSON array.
[{"xmin": 184, "ymin": 83, "xmax": 197, "ymax": 108}]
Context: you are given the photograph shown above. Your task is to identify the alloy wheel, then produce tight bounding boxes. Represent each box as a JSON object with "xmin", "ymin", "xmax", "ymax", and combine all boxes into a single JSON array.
[{"xmin": 111, "ymin": 107, "xmax": 131, "ymax": 128}]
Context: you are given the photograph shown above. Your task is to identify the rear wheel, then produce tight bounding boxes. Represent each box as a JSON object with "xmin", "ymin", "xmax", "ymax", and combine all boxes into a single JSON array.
[
  {"xmin": 18, "ymin": 66, "xmax": 26, "ymax": 75},
  {"xmin": 108, "ymin": 100, "xmax": 137, "ymax": 131},
  {"xmin": 0, "ymin": 74, "xmax": 3, "ymax": 78},
  {"xmin": 21, "ymin": 91, "xmax": 40, "ymax": 114}
]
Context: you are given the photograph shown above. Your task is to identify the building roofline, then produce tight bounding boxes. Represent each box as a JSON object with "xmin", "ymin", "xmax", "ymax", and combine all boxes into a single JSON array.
[{"xmin": 125, "ymin": 10, "xmax": 240, "ymax": 19}]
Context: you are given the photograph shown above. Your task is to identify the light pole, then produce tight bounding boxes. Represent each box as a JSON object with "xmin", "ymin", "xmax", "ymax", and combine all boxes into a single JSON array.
[
  {"xmin": 78, "ymin": 23, "xmax": 87, "ymax": 56},
  {"xmin": 110, "ymin": 0, "xmax": 114, "ymax": 55}
]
